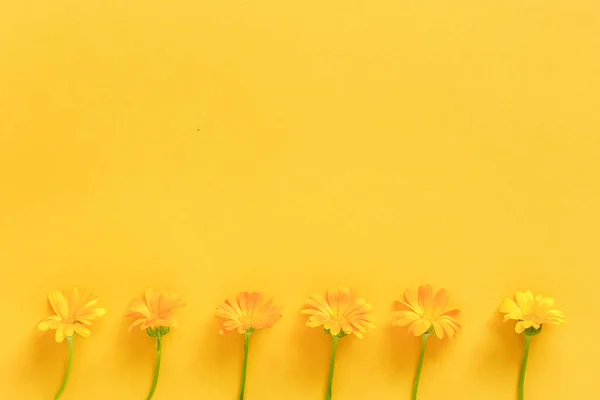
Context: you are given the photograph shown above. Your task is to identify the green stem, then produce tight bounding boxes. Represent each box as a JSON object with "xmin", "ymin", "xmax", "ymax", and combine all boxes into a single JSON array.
[
  {"xmin": 412, "ymin": 334, "xmax": 429, "ymax": 400},
  {"xmin": 519, "ymin": 335, "xmax": 531, "ymax": 400},
  {"xmin": 147, "ymin": 337, "xmax": 162, "ymax": 400},
  {"xmin": 326, "ymin": 335, "xmax": 340, "ymax": 400},
  {"xmin": 239, "ymin": 331, "xmax": 252, "ymax": 400},
  {"xmin": 55, "ymin": 336, "xmax": 74, "ymax": 400}
]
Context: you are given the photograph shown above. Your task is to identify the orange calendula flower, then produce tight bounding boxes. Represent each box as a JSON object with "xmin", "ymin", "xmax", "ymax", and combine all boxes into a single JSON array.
[
  {"xmin": 37, "ymin": 287, "xmax": 107, "ymax": 342},
  {"xmin": 392, "ymin": 285, "xmax": 460, "ymax": 339},
  {"xmin": 301, "ymin": 286, "xmax": 374, "ymax": 338},
  {"xmin": 216, "ymin": 291, "xmax": 283, "ymax": 334},
  {"xmin": 393, "ymin": 285, "xmax": 461, "ymax": 400},
  {"xmin": 499, "ymin": 290, "xmax": 566, "ymax": 334},
  {"xmin": 302, "ymin": 287, "xmax": 373, "ymax": 400},
  {"xmin": 125, "ymin": 288, "xmax": 185, "ymax": 335},
  {"xmin": 126, "ymin": 289, "xmax": 185, "ymax": 400},
  {"xmin": 217, "ymin": 292, "xmax": 283, "ymax": 400}
]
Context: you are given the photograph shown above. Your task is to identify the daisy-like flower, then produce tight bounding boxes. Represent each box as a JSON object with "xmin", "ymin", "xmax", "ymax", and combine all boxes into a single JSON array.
[
  {"xmin": 301, "ymin": 286, "xmax": 374, "ymax": 339},
  {"xmin": 216, "ymin": 292, "xmax": 282, "ymax": 400},
  {"xmin": 499, "ymin": 290, "xmax": 565, "ymax": 400},
  {"xmin": 36, "ymin": 288, "xmax": 107, "ymax": 399},
  {"xmin": 37, "ymin": 288, "xmax": 107, "ymax": 342},
  {"xmin": 125, "ymin": 289, "xmax": 185, "ymax": 400},
  {"xmin": 125, "ymin": 288, "xmax": 185, "ymax": 335},
  {"xmin": 392, "ymin": 284, "xmax": 461, "ymax": 339},
  {"xmin": 301, "ymin": 287, "xmax": 374, "ymax": 400},
  {"xmin": 499, "ymin": 290, "xmax": 566, "ymax": 334},
  {"xmin": 392, "ymin": 285, "xmax": 460, "ymax": 400},
  {"xmin": 216, "ymin": 291, "xmax": 283, "ymax": 334}
]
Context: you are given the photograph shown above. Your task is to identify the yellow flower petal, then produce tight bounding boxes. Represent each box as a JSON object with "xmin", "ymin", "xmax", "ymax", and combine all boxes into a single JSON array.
[
  {"xmin": 55, "ymin": 326, "xmax": 65, "ymax": 342},
  {"xmin": 37, "ymin": 315, "xmax": 61, "ymax": 331},
  {"xmin": 516, "ymin": 291, "xmax": 533, "ymax": 316},
  {"xmin": 499, "ymin": 298, "xmax": 521, "ymax": 315},
  {"xmin": 64, "ymin": 325, "xmax": 75, "ymax": 337},
  {"xmin": 74, "ymin": 323, "xmax": 91, "ymax": 337},
  {"xmin": 48, "ymin": 291, "xmax": 69, "ymax": 319}
]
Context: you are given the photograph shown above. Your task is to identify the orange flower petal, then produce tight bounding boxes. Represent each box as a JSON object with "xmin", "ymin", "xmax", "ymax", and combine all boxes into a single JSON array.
[
  {"xmin": 392, "ymin": 310, "xmax": 420, "ymax": 326},
  {"xmin": 432, "ymin": 321, "xmax": 444, "ymax": 339},
  {"xmin": 302, "ymin": 287, "xmax": 373, "ymax": 338},
  {"xmin": 409, "ymin": 319, "xmax": 432, "ymax": 336},
  {"xmin": 432, "ymin": 289, "xmax": 449, "ymax": 317},
  {"xmin": 126, "ymin": 289, "xmax": 184, "ymax": 332},
  {"xmin": 217, "ymin": 292, "xmax": 282, "ymax": 334},
  {"xmin": 394, "ymin": 286, "xmax": 460, "ymax": 340},
  {"xmin": 404, "ymin": 290, "xmax": 423, "ymax": 315},
  {"xmin": 418, "ymin": 285, "xmax": 434, "ymax": 315}
]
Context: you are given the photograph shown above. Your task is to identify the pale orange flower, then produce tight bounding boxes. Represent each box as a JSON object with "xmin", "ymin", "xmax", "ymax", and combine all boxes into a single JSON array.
[
  {"xmin": 37, "ymin": 288, "xmax": 107, "ymax": 342},
  {"xmin": 125, "ymin": 289, "xmax": 185, "ymax": 332},
  {"xmin": 301, "ymin": 286, "xmax": 374, "ymax": 338},
  {"xmin": 216, "ymin": 291, "xmax": 283, "ymax": 334},
  {"xmin": 392, "ymin": 285, "xmax": 460, "ymax": 339}
]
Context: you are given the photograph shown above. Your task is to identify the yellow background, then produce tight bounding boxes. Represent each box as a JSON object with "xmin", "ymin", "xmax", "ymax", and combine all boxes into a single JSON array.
[{"xmin": 1, "ymin": 1, "xmax": 599, "ymax": 399}]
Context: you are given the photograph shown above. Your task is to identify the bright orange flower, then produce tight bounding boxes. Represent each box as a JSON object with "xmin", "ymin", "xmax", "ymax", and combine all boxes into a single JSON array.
[
  {"xmin": 37, "ymin": 288, "xmax": 107, "ymax": 342},
  {"xmin": 216, "ymin": 291, "xmax": 283, "ymax": 334},
  {"xmin": 392, "ymin": 285, "xmax": 460, "ymax": 339},
  {"xmin": 125, "ymin": 289, "xmax": 185, "ymax": 332},
  {"xmin": 301, "ymin": 286, "xmax": 374, "ymax": 338}
]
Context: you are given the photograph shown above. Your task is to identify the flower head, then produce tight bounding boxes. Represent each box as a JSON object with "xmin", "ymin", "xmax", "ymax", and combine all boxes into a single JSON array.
[
  {"xmin": 301, "ymin": 286, "xmax": 374, "ymax": 338},
  {"xmin": 125, "ymin": 289, "xmax": 185, "ymax": 335},
  {"xmin": 499, "ymin": 290, "xmax": 565, "ymax": 334},
  {"xmin": 216, "ymin": 291, "xmax": 282, "ymax": 334},
  {"xmin": 37, "ymin": 288, "xmax": 107, "ymax": 342},
  {"xmin": 392, "ymin": 285, "xmax": 460, "ymax": 339}
]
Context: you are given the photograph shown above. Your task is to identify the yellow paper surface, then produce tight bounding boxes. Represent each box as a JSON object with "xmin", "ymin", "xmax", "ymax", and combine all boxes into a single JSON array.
[{"xmin": 1, "ymin": 1, "xmax": 599, "ymax": 398}]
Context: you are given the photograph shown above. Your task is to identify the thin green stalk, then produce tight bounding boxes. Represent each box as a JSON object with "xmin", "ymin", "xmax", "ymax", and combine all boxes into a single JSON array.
[
  {"xmin": 519, "ymin": 335, "xmax": 531, "ymax": 400},
  {"xmin": 239, "ymin": 331, "xmax": 253, "ymax": 400},
  {"xmin": 412, "ymin": 334, "xmax": 429, "ymax": 400},
  {"xmin": 326, "ymin": 335, "xmax": 340, "ymax": 400},
  {"xmin": 55, "ymin": 336, "xmax": 74, "ymax": 400},
  {"xmin": 147, "ymin": 337, "xmax": 162, "ymax": 400}
]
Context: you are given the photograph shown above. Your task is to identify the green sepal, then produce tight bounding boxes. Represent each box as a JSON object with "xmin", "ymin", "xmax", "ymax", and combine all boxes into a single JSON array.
[
  {"xmin": 146, "ymin": 326, "xmax": 170, "ymax": 338},
  {"xmin": 523, "ymin": 325, "xmax": 542, "ymax": 336},
  {"xmin": 325, "ymin": 328, "xmax": 347, "ymax": 338}
]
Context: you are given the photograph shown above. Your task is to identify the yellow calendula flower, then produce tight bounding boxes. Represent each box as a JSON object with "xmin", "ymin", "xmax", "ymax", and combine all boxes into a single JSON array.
[
  {"xmin": 499, "ymin": 290, "xmax": 565, "ymax": 400},
  {"xmin": 36, "ymin": 288, "xmax": 106, "ymax": 399},
  {"xmin": 499, "ymin": 290, "xmax": 566, "ymax": 334},
  {"xmin": 37, "ymin": 288, "xmax": 107, "ymax": 342}
]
